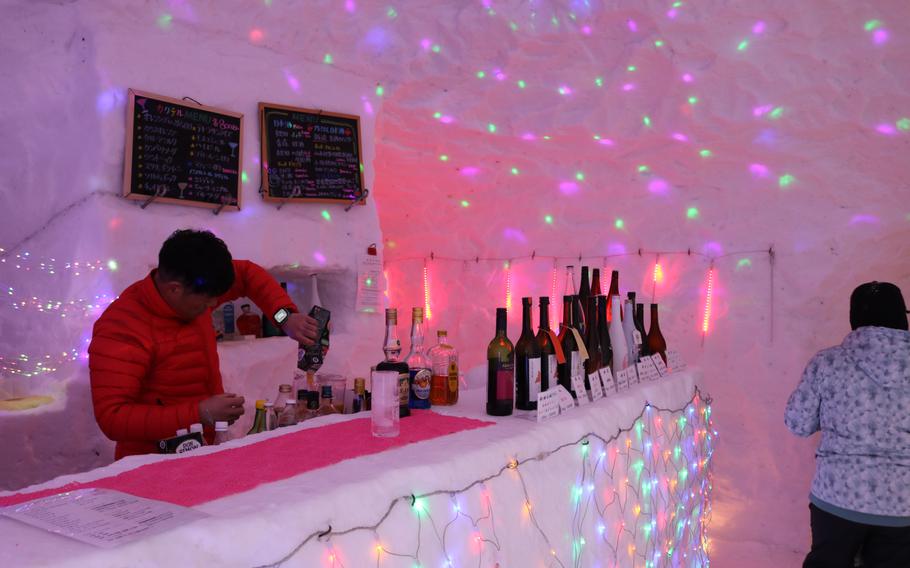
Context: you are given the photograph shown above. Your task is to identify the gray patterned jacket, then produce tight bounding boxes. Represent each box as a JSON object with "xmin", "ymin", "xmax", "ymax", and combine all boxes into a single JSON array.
[{"xmin": 785, "ymin": 326, "xmax": 910, "ymax": 517}]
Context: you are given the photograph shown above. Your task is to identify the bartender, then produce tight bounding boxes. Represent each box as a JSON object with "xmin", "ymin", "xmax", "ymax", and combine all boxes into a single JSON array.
[{"xmin": 88, "ymin": 229, "xmax": 318, "ymax": 458}]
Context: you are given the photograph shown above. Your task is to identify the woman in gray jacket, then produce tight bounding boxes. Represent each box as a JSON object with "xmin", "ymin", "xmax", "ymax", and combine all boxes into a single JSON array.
[{"xmin": 786, "ymin": 281, "xmax": 910, "ymax": 567}]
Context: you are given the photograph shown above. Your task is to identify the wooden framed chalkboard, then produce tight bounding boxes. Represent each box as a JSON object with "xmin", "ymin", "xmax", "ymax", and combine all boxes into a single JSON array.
[
  {"xmin": 122, "ymin": 89, "xmax": 243, "ymax": 211},
  {"xmin": 259, "ymin": 102, "xmax": 365, "ymax": 204}
]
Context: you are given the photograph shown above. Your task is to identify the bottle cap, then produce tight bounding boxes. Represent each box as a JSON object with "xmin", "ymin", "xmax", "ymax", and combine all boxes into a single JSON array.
[
  {"xmin": 354, "ymin": 377, "xmax": 366, "ymax": 388},
  {"xmin": 385, "ymin": 308, "xmax": 398, "ymax": 323},
  {"xmin": 176, "ymin": 428, "xmax": 189, "ymax": 436},
  {"xmin": 286, "ymin": 399, "xmax": 296, "ymax": 405},
  {"xmin": 279, "ymin": 384, "xmax": 292, "ymax": 392},
  {"xmin": 189, "ymin": 423, "xmax": 203, "ymax": 433},
  {"xmin": 264, "ymin": 400, "xmax": 274, "ymax": 407},
  {"xmin": 321, "ymin": 385, "xmax": 333, "ymax": 398},
  {"xmin": 255, "ymin": 399, "xmax": 265, "ymax": 409},
  {"xmin": 214, "ymin": 421, "xmax": 228, "ymax": 431},
  {"xmin": 297, "ymin": 389, "xmax": 308, "ymax": 400},
  {"xmin": 437, "ymin": 330, "xmax": 447, "ymax": 336}
]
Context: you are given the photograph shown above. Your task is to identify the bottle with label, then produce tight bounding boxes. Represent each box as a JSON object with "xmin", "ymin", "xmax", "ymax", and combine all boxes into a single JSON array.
[
  {"xmin": 428, "ymin": 330, "xmax": 458, "ymax": 406},
  {"xmin": 598, "ymin": 295, "xmax": 612, "ymax": 370},
  {"xmin": 304, "ymin": 391, "xmax": 320, "ymax": 420},
  {"xmin": 404, "ymin": 307, "xmax": 432, "ymax": 409},
  {"xmin": 486, "ymin": 307, "xmax": 514, "ymax": 416},
  {"xmin": 264, "ymin": 400, "xmax": 278, "ymax": 431},
  {"xmin": 609, "ymin": 295, "xmax": 629, "ymax": 374},
  {"xmin": 558, "ymin": 295, "xmax": 581, "ymax": 397},
  {"xmin": 273, "ymin": 384, "xmax": 292, "ymax": 420},
  {"xmin": 535, "ymin": 296, "xmax": 557, "ymax": 394},
  {"xmin": 376, "ymin": 308, "xmax": 411, "ymax": 418},
  {"xmin": 635, "ymin": 303, "xmax": 650, "ymax": 356},
  {"xmin": 351, "ymin": 378, "xmax": 366, "ymax": 413},
  {"xmin": 296, "ymin": 389, "xmax": 309, "ymax": 422},
  {"xmin": 317, "ymin": 385, "xmax": 339, "ymax": 416},
  {"xmin": 647, "ymin": 304, "xmax": 668, "ymax": 364},
  {"xmin": 515, "ymin": 297, "xmax": 542, "ymax": 411},
  {"xmin": 585, "ymin": 295, "xmax": 603, "ymax": 377},
  {"xmin": 247, "ymin": 400, "xmax": 267, "ymax": 435},
  {"xmin": 606, "ymin": 271, "xmax": 620, "ymax": 323},
  {"xmin": 577, "ymin": 266, "xmax": 591, "ymax": 337},
  {"xmin": 591, "ymin": 268, "xmax": 602, "ymax": 296},
  {"xmin": 278, "ymin": 399, "xmax": 297, "ymax": 427},
  {"xmin": 622, "ymin": 298, "xmax": 639, "ymax": 366},
  {"xmin": 213, "ymin": 421, "xmax": 230, "ymax": 445}
]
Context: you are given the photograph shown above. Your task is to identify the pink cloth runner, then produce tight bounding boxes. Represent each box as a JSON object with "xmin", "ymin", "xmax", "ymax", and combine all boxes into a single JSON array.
[{"xmin": 0, "ymin": 410, "xmax": 492, "ymax": 508}]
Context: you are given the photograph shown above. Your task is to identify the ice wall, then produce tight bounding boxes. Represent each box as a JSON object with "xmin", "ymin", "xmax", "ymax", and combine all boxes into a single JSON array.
[{"xmin": 1, "ymin": 0, "xmax": 909, "ymax": 563}]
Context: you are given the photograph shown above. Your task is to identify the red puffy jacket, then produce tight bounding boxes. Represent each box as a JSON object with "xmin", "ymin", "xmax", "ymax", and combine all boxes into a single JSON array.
[{"xmin": 89, "ymin": 260, "xmax": 297, "ymax": 459}]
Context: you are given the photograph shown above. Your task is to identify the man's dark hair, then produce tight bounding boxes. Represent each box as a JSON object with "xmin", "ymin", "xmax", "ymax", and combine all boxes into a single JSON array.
[
  {"xmin": 850, "ymin": 281, "xmax": 909, "ymax": 331},
  {"xmin": 158, "ymin": 230, "xmax": 234, "ymax": 296}
]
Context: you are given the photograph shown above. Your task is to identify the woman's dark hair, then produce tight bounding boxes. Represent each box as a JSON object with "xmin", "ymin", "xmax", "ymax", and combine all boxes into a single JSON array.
[
  {"xmin": 158, "ymin": 229, "xmax": 234, "ymax": 297},
  {"xmin": 850, "ymin": 281, "xmax": 909, "ymax": 331}
]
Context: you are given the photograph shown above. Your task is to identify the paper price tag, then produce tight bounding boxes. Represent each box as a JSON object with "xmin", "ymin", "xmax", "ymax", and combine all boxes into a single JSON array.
[
  {"xmin": 615, "ymin": 367, "xmax": 630, "ymax": 391},
  {"xmin": 571, "ymin": 373, "xmax": 590, "ymax": 405},
  {"xmin": 632, "ymin": 330, "xmax": 643, "ymax": 346},
  {"xmin": 628, "ymin": 363, "xmax": 640, "ymax": 386},
  {"xmin": 636, "ymin": 360, "xmax": 659, "ymax": 383},
  {"xmin": 555, "ymin": 385, "xmax": 576, "ymax": 412},
  {"xmin": 599, "ymin": 367, "xmax": 616, "ymax": 395},
  {"xmin": 536, "ymin": 389, "xmax": 561, "ymax": 423},
  {"xmin": 651, "ymin": 354, "xmax": 668, "ymax": 376},
  {"xmin": 666, "ymin": 349, "xmax": 686, "ymax": 372},
  {"xmin": 589, "ymin": 373, "xmax": 604, "ymax": 401}
]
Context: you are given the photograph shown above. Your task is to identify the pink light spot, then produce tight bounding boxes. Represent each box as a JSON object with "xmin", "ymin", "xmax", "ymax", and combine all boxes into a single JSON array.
[
  {"xmin": 749, "ymin": 163, "xmax": 769, "ymax": 178},
  {"xmin": 850, "ymin": 214, "xmax": 879, "ymax": 225},
  {"xmin": 503, "ymin": 228, "xmax": 528, "ymax": 243},
  {"xmin": 703, "ymin": 241, "xmax": 724, "ymax": 256},
  {"xmin": 559, "ymin": 181, "xmax": 580, "ymax": 195},
  {"xmin": 648, "ymin": 179, "xmax": 669, "ymax": 194},
  {"xmin": 752, "ymin": 21, "xmax": 766, "ymax": 35},
  {"xmin": 283, "ymin": 69, "xmax": 300, "ymax": 92},
  {"xmin": 344, "ymin": 0, "xmax": 356, "ymax": 13},
  {"xmin": 597, "ymin": 138, "xmax": 615, "ymax": 147},
  {"xmin": 313, "ymin": 252, "xmax": 327, "ymax": 265},
  {"xmin": 682, "ymin": 73, "xmax": 694, "ymax": 83},
  {"xmin": 521, "ymin": 132, "xmax": 537, "ymax": 141},
  {"xmin": 622, "ymin": 83, "xmax": 636, "ymax": 92},
  {"xmin": 607, "ymin": 243, "xmax": 627, "ymax": 255},
  {"xmin": 249, "ymin": 28, "xmax": 264, "ymax": 42},
  {"xmin": 667, "ymin": 8, "xmax": 678, "ymax": 19},
  {"xmin": 671, "ymin": 132, "xmax": 689, "ymax": 142},
  {"xmin": 494, "ymin": 69, "xmax": 507, "ymax": 81},
  {"xmin": 361, "ymin": 96, "xmax": 374, "ymax": 115},
  {"xmin": 420, "ymin": 38, "xmax": 432, "ymax": 51},
  {"xmin": 627, "ymin": 19, "xmax": 638, "ymax": 32},
  {"xmin": 873, "ymin": 29, "xmax": 889, "ymax": 45},
  {"xmin": 108, "ymin": 217, "xmax": 123, "ymax": 230},
  {"xmin": 439, "ymin": 115, "xmax": 455, "ymax": 124},
  {"xmin": 581, "ymin": 25, "xmax": 592, "ymax": 35},
  {"xmin": 876, "ymin": 124, "xmax": 897, "ymax": 135},
  {"xmin": 752, "ymin": 104, "xmax": 773, "ymax": 117},
  {"xmin": 460, "ymin": 166, "xmax": 480, "ymax": 177}
]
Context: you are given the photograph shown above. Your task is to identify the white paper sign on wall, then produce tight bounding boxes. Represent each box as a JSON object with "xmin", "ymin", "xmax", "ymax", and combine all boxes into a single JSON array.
[
  {"xmin": 355, "ymin": 254, "xmax": 383, "ymax": 313},
  {"xmin": 536, "ymin": 388, "xmax": 561, "ymax": 423}
]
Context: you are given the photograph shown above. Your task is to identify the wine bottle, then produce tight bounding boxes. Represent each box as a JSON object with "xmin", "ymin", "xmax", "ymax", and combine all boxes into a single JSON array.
[
  {"xmin": 623, "ymin": 297, "xmax": 639, "ymax": 366},
  {"xmin": 515, "ymin": 298, "xmax": 542, "ymax": 410},
  {"xmin": 535, "ymin": 296, "xmax": 557, "ymax": 394},
  {"xmin": 405, "ymin": 307, "xmax": 432, "ymax": 409},
  {"xmin": 609, "ymin": 295, "xmax": 629, "ymax": 374},
  {"xmin": 635, "ymin": 303, "xmax": 650, "ymax": 356},
  {"xmin": 558, "ymin": 295, "xmax": 579, "ymax": 394},
  {"xmin": 606, "ymin": 271, "xmax": 620, "ymax": 323},
  {"xmin": 486, "ymin": 308, "xmax": 514, "ymax": 416},
  {"xmin": 647, "ymin": 304, "xmax": 668, "ymax": 364},
  {"xmin": 591, "ymin": 268, "xmax": 602, "ymax": 296},
  {"xmin": 577, "ymin": 266, "xmax": 591, "ymax": 337},
  {"xmin": 598, "ymin": 295, "xmax": 612, "ymax": 369},
  {"xmin": 585, "ymin": 295, "xmax": 603, "ymax": 377},
  {"xmin": 376, "ymin": 308, "xmax": 411, "ymax": 418}
]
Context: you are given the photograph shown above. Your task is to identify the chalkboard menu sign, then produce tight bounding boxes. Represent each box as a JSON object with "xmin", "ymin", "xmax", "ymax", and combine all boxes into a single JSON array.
[
  {"xmin": 259, "ymin": 103, "xmax": 365, "ymax": 203},
  {"xmin": 122, "ymin": 89, "xmax": 243, "ymax": 211}
]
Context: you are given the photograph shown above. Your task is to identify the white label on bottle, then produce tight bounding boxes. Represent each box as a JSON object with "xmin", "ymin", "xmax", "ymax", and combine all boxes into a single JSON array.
[
  {"xmin": 528, "ymin": 357, "xmax": 541, "ymax": 402},
  {"xmin": 555, "ymin": 385, "xmax": 576, "ymax": 412},
  {"xmin": 599, "ymin": 367, "xmax": 616, "ymax": 395},
  {"xmin": 571, "ymin": 372, "xmax": 590, "ymax": 405},
  {"xmin": 589, "ymin": 373, "xmax": 604, "ymax": 401},
  {"xmin": 537, "ymin": 388, "xmax": 561, "ymax": 422},
  {"xmin": 633, "ymin": 330, "xmax": 643, "ymax": 346},
  {"xmin": 666, "ymin": 349, "xmax": 686, "ymax": 372},
  {"xmin": 651, "ymin": 354, "xmax": 668, "ymax": 376},
  {"xmin": 547, "ymin": 355, "xmax": 558, "ymax": 391}
]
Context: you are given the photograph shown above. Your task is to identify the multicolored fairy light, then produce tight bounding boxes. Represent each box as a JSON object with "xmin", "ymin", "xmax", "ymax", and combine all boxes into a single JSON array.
[
  {"xmin": 504, "ymin": 260, "xmax": 512, "ymax": 312},
  {"xmin": 702, "ymin": 265, "xmax": 715, "ymax": 334},
  {"xmin": 550, "ymin": 260, "xmax": 558, "ymax": 324},
  {"xmin": 423, "ymin": 260, "xmax": 432, "ymax": 320}
]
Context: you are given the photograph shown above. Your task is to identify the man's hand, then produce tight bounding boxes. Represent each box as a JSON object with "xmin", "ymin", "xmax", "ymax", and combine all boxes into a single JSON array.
[
  {"xmin": 199, "ymin": 393, "xmax": 245, "ymax": 426},
  {"xmin": 281, "ymin": 312, "xmax": 319, "ymax": 346}
]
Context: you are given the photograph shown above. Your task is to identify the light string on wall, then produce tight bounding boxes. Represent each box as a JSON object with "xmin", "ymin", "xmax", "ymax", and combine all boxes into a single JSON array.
[{"xmin": 257, "ymin": 387, "xmax": 714, "ymax": 568}]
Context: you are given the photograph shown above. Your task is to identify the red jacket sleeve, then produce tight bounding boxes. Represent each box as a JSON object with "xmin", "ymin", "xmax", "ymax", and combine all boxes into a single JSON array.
[
  {"xmin": 89, "ymin": 305, "xmax": 200, "ymax": 443},
  {"xmin": 218, "ymin": 260, "xmax": 299, "ymax": 325}
]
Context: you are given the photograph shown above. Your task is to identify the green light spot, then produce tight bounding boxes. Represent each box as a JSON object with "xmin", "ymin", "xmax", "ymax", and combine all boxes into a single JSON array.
[
  {"xmin": 643, "ymin": 116, "xmax": 651, "ymax": 127},
  {"xmin": 672, "ymin": 0, "xmax": 683, "ymax": 6},
  {"xmin": 699, "ymin": 149, "xmax": 712, "ymax": 158},
  {"xmin": 544, "ymin": 215, "xmax": 553, "ymax": 224},
  {"xmin": 688, "ymin": 96, "xmax": 699, "ymax": 105},
  {"xmin": 511, "ymin": 167, "xmax": 519, "ymax": 175},
  {"xmin": 779, "ymin": 174, "xmax": 796, "ymax": 188},
  {"xmin": 737, "ymin": 258, "xmax": 753, "ymax": 269},
  {"xmin": 107, "ymin": 260, "xmax": 118, "ymax": 271},
  {"xmin": 241, "ymin": 170, "xmax": 249, "ymax": 183},
  {"xmin": 323, "ymin": 53, "xmax": 333, "ymax": 64},
  {"xmin": 896, "ymin": 118, "xmax": 910, "ymax": 131},
  {"xmin": 595, "ymin": 77, "xmax": 604, "ymax": 87},
  {"xmin": 439, "ymin": 154, "xmax": 448, "ymax": 161},
  {"xmin": 321, "ymin": 210, "xmax": 331, "ymax": 221},
  {"xmin": 509, "ymin": 21, "xmax": 518, "ymax": 31},
  {"xmin": 476, "ymin": 71, "xmax": 486, "ymax": 79},
  {"xmin": 769, "ymin": 106, "xmax": 784, "ymax": 119},
  {"xmin": 433, "ymin": 112, "xmax": 443, "ymax": 119},
  {"xmin": 487, "ymin": 123, "xmax": 497, "ymax": 133},
  {"xmin": 654, "ymin": 39, "xmax": 664, "ymax": 47},
  {"xmin": 575, "ymin": 171, "xmax": 585, "ymax": 181},
  {"xmin": 687, "ymin": 207, "xmax": 699, "ymax": 219},
  {"xmin": 386, "ymin": 7, "xmax": 398, "ymax": 18},
  {"xmin": 627, "ymin": 65, "xmax": 637, "ymax": 72},
  {"xmin": 375, "ymin": 84, "xmax": 384, "ymax": 97},
  {"xmin": 431, "ymin": 44, "xmax": 441, "ymax": 53},
  {"xmin": 542, "ymin": 135, "xmax": 551, "ymax": 140},
  {"xmin": 551, "ymin": 16, "xmax": 559, "ymax": 26},
  {"xmin": 517, "ymin": 79, "xmax": 526, "ymax": 89},
  {"xmin": 864, "ymin": 19, "xmax": 882, "ymax": 32},
  {"xmin": 412, "ymin": 497, "xmax": 427, "ymax": 514},
  {"xmin": 638, "ymin": 165, "xmax": 650, "ymax": 173},
  {"xmin": 615, "ymin": 218, "xmax": 624, "ymax": 229},
  {"xmin": 157, "ymin": 13, "xmax": 173, "ymax": 28},
  {"xmin": 737, "ymin": 39, "xmax": 749, "ymax": 51},
  {"xmin": 460, "ymin": 200, "xmax": 470, "ymax": 208}
]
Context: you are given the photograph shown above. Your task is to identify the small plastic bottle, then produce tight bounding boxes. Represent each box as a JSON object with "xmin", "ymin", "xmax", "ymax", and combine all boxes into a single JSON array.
[
  {"xmin": 279, "ymin": 399, "xmax": 298, "ymax": 427},
  {"xmin": 316, "ymin": 385, "xmax": 338, "ymax": 417},
  {"xmin": 189, "ymin": 423, "xmax": 205, "ymax": 444},
  {"xmin": 264, "ymin": 400, "xmax": 278, "ymax": 431},
  {"xmin": 213, "ymin": 421, "xmax": 230, "ymax": 445}
]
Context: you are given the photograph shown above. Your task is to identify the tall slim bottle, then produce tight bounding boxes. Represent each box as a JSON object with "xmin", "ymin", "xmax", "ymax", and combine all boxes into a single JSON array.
[
  {"xmin": 647, "ymin": 304, "xmax": 668, "ymax": 364},
  {"xmin": 535, "ymin": 296, "xmax": 557, "ymax": 394},
  {"xmin": 405, "ymin": 307, "xmax": 432, "ymax": 409},
  {"xmin": 486, "ymin": 308, "xmax": 514, "ymax": 416},
  {"xmin": 246, "ymin": 400, "xmax": 267, "ymax": 435},
  {"xmin": 515, "ymin": 297, "xmax": 542, "ymax": 410},
  {"xmin": 585, "ymin": 295, "xmax": 603, "ymax": 378},
  {"xmin": 376, "ymin": 308, "xmax": 411, "ymax": 418},
  {"xmin": 429, "ymin": 330, "xmax": 458, "ymax": 406},
  {"xmin": 558, "ymin": 295, "xmax": 583, "ymax": 397},
  {"xmin": 622, "ymin": 298, "xmax": 639, "ymax": 366},
  {"xmin": 577, "ymin": 266, "xmax": 591, "ymax": 337},
  {"xmin": 591, "ymin": 268, "xmax": 602, "ymax": 296},
  {"xmin": 606, "ymin": 271, "xmax": 620, "ymax": 322},
  {"xmin": 635, "ymin": 303, "xmax": 650, "ymax": 356},
  {"xmin": 609, "ymin": 295, "xmax": 629, "ymax": 374},
  {"xmin": 598, "ymin": 296, "xmax": 612, "ymax": 369}
]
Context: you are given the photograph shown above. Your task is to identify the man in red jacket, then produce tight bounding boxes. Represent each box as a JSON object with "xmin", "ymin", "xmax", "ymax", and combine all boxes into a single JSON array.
[{"xmin": 89, "ymin": 229, "xmax": 318, "ymax": 459}]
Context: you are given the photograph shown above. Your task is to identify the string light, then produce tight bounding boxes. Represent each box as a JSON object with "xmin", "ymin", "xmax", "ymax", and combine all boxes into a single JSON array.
[
  {"xmin": 422, "ymin": 259, "xmax": 432, "ymax": 321},
  {"xmin": 550, "ymin": 260, "xmax": 558, "ymax": 324},
  {"xmin": 504, "ymin": 260, "xmax": 512, "ymax": 312},
  {"xmin": 702, "ymin": 265, "xmax": 715, "ymax": 335}
]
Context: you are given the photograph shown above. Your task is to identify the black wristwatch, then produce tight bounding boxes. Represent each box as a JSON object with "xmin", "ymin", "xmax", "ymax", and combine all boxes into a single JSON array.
[{"xmin": 273, "ymin": 308, "xmax": 292, "ymax": 326}]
